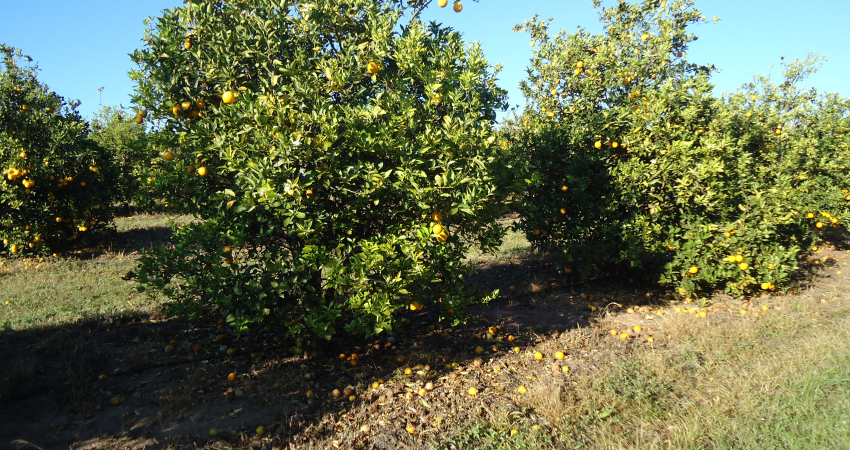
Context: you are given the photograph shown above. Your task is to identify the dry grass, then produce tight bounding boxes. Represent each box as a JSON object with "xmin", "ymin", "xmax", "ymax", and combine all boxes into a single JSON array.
[{"xmin": 503, "ymin": 253, "xmax": 850, "ymax": 449}]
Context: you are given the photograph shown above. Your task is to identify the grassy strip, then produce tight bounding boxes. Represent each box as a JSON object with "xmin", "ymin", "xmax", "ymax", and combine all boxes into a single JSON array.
[
  {"xmin": 0, "ymin": 214, "xmax": 190, "ymax": 333},
  {"xmin": 447, "ymin": 280, "xmax": 850, "ymax": 449}
]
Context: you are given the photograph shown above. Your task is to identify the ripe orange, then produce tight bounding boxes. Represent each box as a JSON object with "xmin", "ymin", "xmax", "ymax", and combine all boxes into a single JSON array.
[
  {"xmin": 228, "ymin": 373, "xmax": 236, "ymax": 382},
  {"xmin": 533, "ymin": 352, "xmax": 543, "ymax": 359},
  {"xmin": 172, "ymin": 104, "xmax": 181, "ymax": 116},
  {"xmin": 197, "ymin": 167, "xmax": 208, "ymax": 176},
  {"xmin": 438, "ymin": 0, "xmax": 448, "ymax": 6},
  {"xmin": 453, "ymin": 1, "xmax": 462, "ymax": 12},
  {"xmin": 509, "ymin": 285, "xmax": 516, "ymax": 292},
  {"xmin": 367, "ymin": 61, "xmax": 380, "ymax": 75},
  {"xmin": 555, "ymin": 351, "xmax": 564, "ymax": 360},
  {"xmin": 517, "ymin": 386, "xmax": 527, "ymax": 394},
  {"xmin": 165, "ymin": 344, "xmax": 175, "ymax": 353},
  {"xmin": 688, "ymin": 266, "xmax": 698, "ymax": 274},
  {"xmin": 222, "ymin": 91, "xmax": 236, "ymax": 104},
  {"xmin": 134, "ymin": 115, "xmax": 143, "ymax": 124},
  {"xmin": 163, "ymin": 151, "xmax": 175, "ymax": 161},
  {"xmin": 305, "ymin": 189, "xmax": 313, "ymax": 198},
  {"xmin": 468, "ymin": 387, "xmax": 477, "ymax": 396},
  {"xmin": 256, "ymin": 425, "xmax": 265, "ymax": 435}
]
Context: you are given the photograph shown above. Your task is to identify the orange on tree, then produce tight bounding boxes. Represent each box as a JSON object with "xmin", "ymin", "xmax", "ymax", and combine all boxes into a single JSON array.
[
  {"xmin": 222, "ymin": 91, "xmax": 236, "ymax": 104},
  {"xmin": 453, "ymin": 2, "xmax": 462, "ymax": 12}
]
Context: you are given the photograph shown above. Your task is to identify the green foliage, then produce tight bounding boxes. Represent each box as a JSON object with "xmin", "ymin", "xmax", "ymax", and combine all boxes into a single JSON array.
[
  {"xmin": 0, "ymin": 45, "xmax": 117, "ymax": 256},
  {"xmin": 506, "ymin": 0, "xmax": 849, "ymax": 298},
  {"xmin": 90, "ymin": 105, "xmax": 156, "ymax": 212},
  {"xmin": 128, "ymin": 0, "xmax": 508, "ymax": 341}
]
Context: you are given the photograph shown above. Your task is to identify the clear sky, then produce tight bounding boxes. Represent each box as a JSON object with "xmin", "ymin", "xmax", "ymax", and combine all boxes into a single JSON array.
[{"xmin": 2, "ymin": 0, "xmax": 847, "ymax": 121}]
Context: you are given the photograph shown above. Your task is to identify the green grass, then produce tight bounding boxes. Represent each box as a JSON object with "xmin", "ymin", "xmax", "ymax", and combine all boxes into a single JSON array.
[{"xmin": 0, "ymin": 213, "xmax": 191, "ymax": 333}]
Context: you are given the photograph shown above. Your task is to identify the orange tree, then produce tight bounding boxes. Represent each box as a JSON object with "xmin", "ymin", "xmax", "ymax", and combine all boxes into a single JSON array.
[
  {"xmin": 90, "ymin": 105, "xmax": 157, "ymax": 214},
  {"xmin": 726, "ymin": 54, "xmax": 850, "ymax": 241},
  {"xmin": 1, "ymin": 45, "xmax": 117, "ymax": 256},
  {"xmin": 506, "ymin": 0, "xmax": 847, "ymax": 299},
  {"xmin": 127, "ymin": 0, "xmax": 507, "ymax": 343}
]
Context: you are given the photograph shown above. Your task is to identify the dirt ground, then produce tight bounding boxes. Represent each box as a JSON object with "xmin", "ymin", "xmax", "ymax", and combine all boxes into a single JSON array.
[{"xmin": 1, "ymin": 225, "xmax": 848, "ymax": 450}]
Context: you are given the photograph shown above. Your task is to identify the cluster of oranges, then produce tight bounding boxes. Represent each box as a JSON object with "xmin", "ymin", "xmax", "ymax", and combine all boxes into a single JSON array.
[{"xmin": 430, "ymin": 211, "xmax": 448, "ymax": 243}]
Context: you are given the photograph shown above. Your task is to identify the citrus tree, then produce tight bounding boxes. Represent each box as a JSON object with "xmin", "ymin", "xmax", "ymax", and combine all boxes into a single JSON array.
[
  {"xmin": 507, "ymin": 0, "xmax": 847, "ymax": 299},
  {"xmin": 128, "ymin": 0, "xmax": 507, "ymax": 344},
  {"xmin": 1, "ymin": 45, "xmax": 117, "ymax": 256},
  {"xmin": 91, "ymin": 105, "xmax": 156, "ymax": 214}
]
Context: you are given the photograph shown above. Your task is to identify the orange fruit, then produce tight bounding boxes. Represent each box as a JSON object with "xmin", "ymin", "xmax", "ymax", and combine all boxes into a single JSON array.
[
  {"xmin": 453, "ymin": 1, "xmax": 462, "ymax": 12},
  {"xmin": 509, "ymin": 285, "xmax": 516, "ymax": 292},
  {"xmin": 256, "ymin": 425, "xmax": 265, "ymax": 435},
  {"xmin": 305, "ymin": 189, "xmax": 313, "ymax": 198},
  {"xmin": 163, "ymin": 151, "xmax": 175, "ymax": 161},
  {"xmin": 367, "ymin": 61, "xmax": 380, "ymax": 75},
  {"xmin": 228, "ymin": 373, "xmax": 236, "ymax": 382},
  {"xmin": 197, "ymin": 167, "xmax": 208, "ymax": 176},
  {"xmin": 533, "ymin": 352, "xmax": 543, "ymax": 359},
  {"xmin": 165, "ymin": 344, "xmax": 175, "ymax": 353},
  {"xmin": 468, "ymin": 387, "xmax": 477, "ymax": 396},
  {"xmin": 517, "ymin": 386, "xmax": 527, "ymax": 394},
  {"xmin": 222, "ymin": 91, "xmax": 236, "ymax": 104},
  {"xmin": 172, "ymin": 104, "xmax": 181, "ymax": 116},
  {"xmin": 438, "ymin": 0, "xmax": 448, "ymax": 6}
]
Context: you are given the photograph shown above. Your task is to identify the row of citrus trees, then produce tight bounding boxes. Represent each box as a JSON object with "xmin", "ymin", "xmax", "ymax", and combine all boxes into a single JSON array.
[
  {"xmin": 505, "ymin": 0, "xmax": 849, "ymax": 301},
  {"xmin": 2, "ymin": 0, "xmax": 848, "ymax": 346}
]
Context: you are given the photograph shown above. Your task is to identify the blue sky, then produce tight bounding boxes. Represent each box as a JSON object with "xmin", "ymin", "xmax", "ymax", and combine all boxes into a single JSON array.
[{"xmin": 2, "ymin": 0, "xmax": 847, "ymax": 121}]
